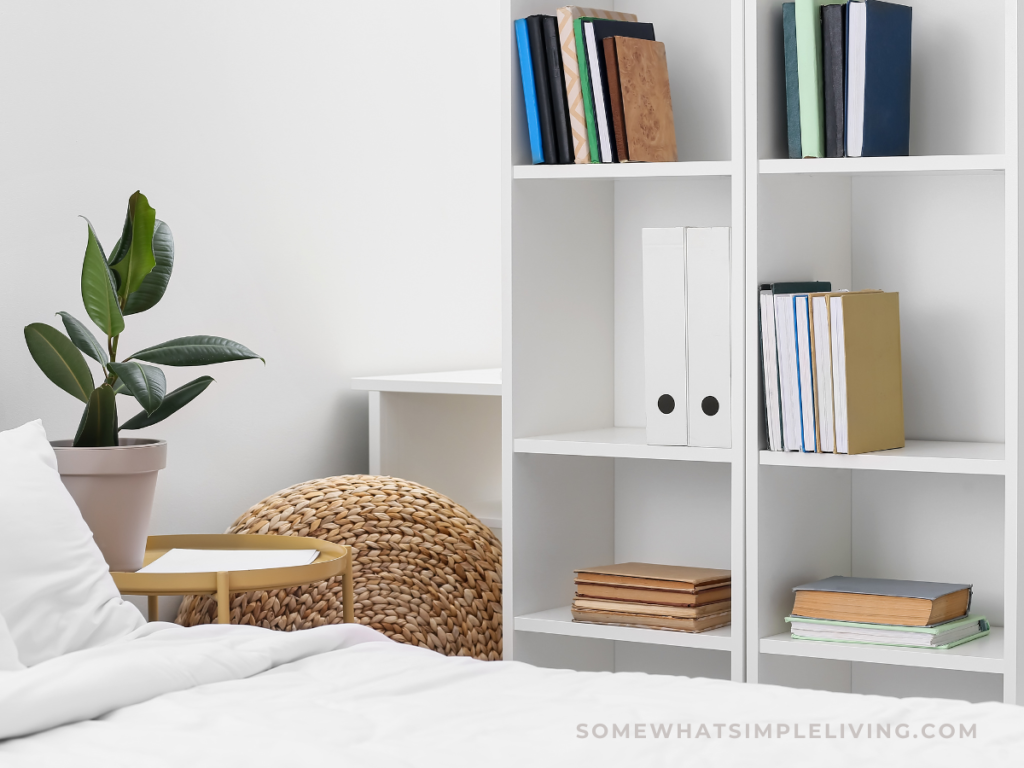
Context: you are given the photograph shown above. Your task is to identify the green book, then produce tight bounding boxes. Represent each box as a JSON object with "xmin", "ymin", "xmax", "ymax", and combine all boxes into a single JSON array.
[
  {"xmin": 786, "ymin": 615, "xmax": 991, "ymax": 650},
  {"xmin": 574, "ymin": 17, "xmax": 601, "ymax": 163},
  {"xmin": 794, "ymin": 0, "xmax": 829, "ymax": 158},
  {"xmin": 782, "ymin": 4, "xmax": 802, "ymax": 158}
]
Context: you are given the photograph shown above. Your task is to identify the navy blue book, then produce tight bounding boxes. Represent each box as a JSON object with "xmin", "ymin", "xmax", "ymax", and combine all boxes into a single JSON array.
[
  {"xmin": 515, "ymin": 19, "xmax": 545, "ymax": 164},
  {"xmin": 845, "ymin": 1, "xmax": 912, "ymax": 158}
]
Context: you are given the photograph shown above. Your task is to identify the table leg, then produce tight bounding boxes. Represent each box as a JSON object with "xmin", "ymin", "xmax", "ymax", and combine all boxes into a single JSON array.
[
  {"xmin": 343, "ymin": 546, "xmax": 354, "ymax": 624},
  {"xmin": 216, "ymin": 571, "xmax": 230, "ymax": 624},
  {"xmin": 148, "ymin": 595, "xmax": 159, "ymax": 622}
]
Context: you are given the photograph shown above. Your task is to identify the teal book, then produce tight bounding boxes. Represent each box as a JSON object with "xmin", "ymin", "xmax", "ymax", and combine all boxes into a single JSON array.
[
  {"xmin": 795, "ymin": 0, "xmax": 828, "ymax": 158},
  {"xmin": 786, "ymin": 615, "xmax": 990, "ymax": 650},
  {"xmin": 782, "ymin": 4, "xmax": 802, "ymax": 158}
]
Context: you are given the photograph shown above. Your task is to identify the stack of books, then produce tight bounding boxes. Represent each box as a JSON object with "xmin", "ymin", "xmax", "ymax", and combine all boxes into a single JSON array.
[
  {"xmin": 759, "ymin": 283, "xmax": 904, "ymax": 455},
  {"xmin": 783, "ymin": 0, "xmax": 912, "ymax": 158},
  {"xmin": 515, "ymin": 7, "xmax": 677, "ymax": 166},
  {"xmin": 571, "ymin": 563, "xmax": 731, "ymax": 633},
  {"xmin": 787, "ymin": 576, "xmax": 990, "ymax": 650}
]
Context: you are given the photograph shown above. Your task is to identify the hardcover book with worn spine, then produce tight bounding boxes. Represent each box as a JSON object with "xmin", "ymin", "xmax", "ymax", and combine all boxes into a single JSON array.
[
  {"xmin": 792, "ymin": 576, "xmax": 971, "ymax": 627},
  {"xmin": 555, "ymin": 6, "xmax": 638, "ymax": 164},
  {"xmin": 821, "ymin": 3, "xmax": 846, "ymax": 158}
]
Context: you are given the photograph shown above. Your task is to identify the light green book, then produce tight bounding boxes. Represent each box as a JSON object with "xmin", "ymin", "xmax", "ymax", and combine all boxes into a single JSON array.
[
  {"xmin": 786, "ymin": 615, "xmax": 990, "ymax": 650},
  {"xmin": 794, "ymin": 0, "xmax": 830, "ymax": 157},
  {"xmin": 573, "ymin": 18, "xmax": 601, "ymax": 163}
]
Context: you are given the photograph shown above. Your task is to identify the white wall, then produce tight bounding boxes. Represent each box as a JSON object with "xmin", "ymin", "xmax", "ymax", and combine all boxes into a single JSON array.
[{"xmin": 0, "ymin": 2, "xmax": 502, "ymax": 546}]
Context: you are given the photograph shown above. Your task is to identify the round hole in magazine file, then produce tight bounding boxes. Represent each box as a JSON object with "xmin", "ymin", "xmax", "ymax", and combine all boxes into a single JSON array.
[
  {"xmin": 658, "ymin": 394, "xmax": 675, "ymax": 414},
  {"xmin": 701, "ymin": 396, "xmax": 720, "ymax": 416}
]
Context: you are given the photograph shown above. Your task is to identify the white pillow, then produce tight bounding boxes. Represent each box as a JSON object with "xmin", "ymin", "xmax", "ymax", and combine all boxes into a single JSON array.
[
  {"xmin": 0, "ymin": 420, "xmax": 144, "ymax": 666},
  {"xmin": 0, "ymin": 611, "xmax": 23, "ymax": 671}
]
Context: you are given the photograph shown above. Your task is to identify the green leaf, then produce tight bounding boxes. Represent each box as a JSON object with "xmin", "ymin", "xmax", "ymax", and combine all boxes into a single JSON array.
[
  {"xmin": 109, "ymin": 191, "xmax": 156, "ymax": 304},
  {"xmin": 128, "ymin": 335, "xmax": 263, "ymax": 367},
  {"xmin": 56, "ymin": 311, "xmax": 108, "ymax": 365},
  {"xmin": 24, "ymin": 323, "xmax": 94, "ymax": 403},
  {"xmin": 112, "ymin": 378, "xmax": 132, "ymax": 395},
  {"xmin": 123, "ymin": 219, "xmax": 173, "ymax": 315},
  {"xmin": 74, "ymin": 384, "xmax": 118, "ymax": 447},
  {"xmin": 108, "ymin": 361, "xmax": 166, "ymax": 415},
  {"xmin": 121, "ymin": 376, "xmax": 213, "ymax": 430},
  {"xmin": 79, "ymin": 217, "xmax": 124, "ymax": 337}
]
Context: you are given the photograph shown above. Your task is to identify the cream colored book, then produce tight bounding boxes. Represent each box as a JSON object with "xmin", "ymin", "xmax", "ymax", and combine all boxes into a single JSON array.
[
  {"xmin": 556, "ymin": 6, "xmax": 638, "ymax": 164},
  {"xmin": 572, "ymin": 608, "xmax": 731, "ymax": 633},
  {"xmin": 573, "ymin": 598, "xmax": 731, "ymax": 618}
]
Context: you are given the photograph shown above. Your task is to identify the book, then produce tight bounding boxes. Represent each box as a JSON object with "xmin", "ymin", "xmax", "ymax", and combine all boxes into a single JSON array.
[
  {"xmin": 830, "ymin": 291, "xmax": 904, "ymax": 454},
  {"xmin": 573, "ymin": 598, "xmax": 731, "ymax": 618},
  {"xmin": 642, "ymin": 228, "xmax": 688, "ymax": 445},
  {"xmin": 573, "ymin": 18, "xmax": 602, "ymax": 162},
  {"xmin": 686, "ymin": 227, "xmax": 731, "ymax": 449},
  {"xmin": 794, "ymin": 294, "xmax": 817, "ymax": 452},
  {"xmin": 527, "ymin": 16, "xmax": 557, "ymax": 165},
  {"xmin": 575, "ymin": 562, "xmax": 731, "ymax": 590},
  {"xmin": 555, "ymin": 6, "xmax": 638, "ymax": 164},
  {"xmin": 603, "ymin": 38, "xmax": 628, "ymax": 161},
  {"xmin": 615, "ymin": 37, "xmax": 678, "ymax": 162},
  {"xmin": 774, "ymin": 294, "xmax": 801, "ymax": 451},
  {"xmin": 821, "ymin": 3, "xmax": 846, "ymax": 158},
  {"xmin": 761, "ymin": 281, "xmax": 832, "ymax": 295},
  {"xmin": 794, "ymin": 0, "xmax": 828, "ymax": 158},
  {"xmin": 782, "ymin": 3, "xmax": 802, "ymax": 158},
  {"xmin": 137, "ymin": 548, "xmax": 320, "ymax": 574},
  {"xmin": 792, "ymin": 576, "xmax": 972, "ymax": 627},
  {"xmin": 759, "ymin": 289, "xmax": 784, "ymax": 451},
  {"xmin": 786, "ymin": 615, "xmax": 990, "ymax": 649},
  {"xmin": 584, "ymin": 20, "xmax": 657, "ymax": 161},
  {"xmin": 514, "ymin": 19, "xmax": 545, "ymax": 164},
  {"xmin": 846, "ymin": 1, "xmax": 912, "ymax": 157},
  {"xmin": 575, "ymin": 583, "xmax": 732, "ymax": 606},
  {"xmin": 572, "ymin": 608, "xmax": 731, "ymax": 633},
  {"xmin": 810, "ymin": 293, "xmax": 834, "ymax": 452},
  {"xmin": 583, "ymin": 21, "xmax": 614, "ymax": 163},
  {"xmin": 542, "ymin": 15, "xmax": 574, "ymax": 164}
]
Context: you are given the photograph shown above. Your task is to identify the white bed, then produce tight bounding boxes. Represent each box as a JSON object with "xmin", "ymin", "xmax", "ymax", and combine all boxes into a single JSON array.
[{"xmin": 3, "ymin": 620, "xmax": 1024, "ymax": 767}]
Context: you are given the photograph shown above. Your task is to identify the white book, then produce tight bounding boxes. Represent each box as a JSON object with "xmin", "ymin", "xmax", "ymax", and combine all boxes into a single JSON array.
[
  {"xmin": 794, "ymin": 295, "xmax": 816, "ymax": 452},
  {"xmin": 642, "ymin": 228, "xmax": 688, "ymax": 445},
  {"xmin": 137, "ymin": 548, "xmax": 319, "ymax": 574},
  {"xmin": 789, "ymin": 619, "xmax": 986, "ymax": 648},
  {"xmin": 811, "ymin": 295, "xmax": 835, "ymax": 453},
  {"xmin": 774, "ymin": 295, "xmax": 801, "ymax": 451},
  {"xmin": 846, "ymin": 2, "xmax": 867, "ymax": 157},
  {"xmin": 759, "ymin": 290, "xmax": 783, "ymax": 451},
  {"xmin": 831, "ymin": 296, "xmax": 849, "ymax": 454},
  {"xmin": 584, "ymin": 21, "xmax": 614, "ymax": 163},
  {"xmin": 685, "ymin": 227, "xmax": 731, "ymax": 449}
]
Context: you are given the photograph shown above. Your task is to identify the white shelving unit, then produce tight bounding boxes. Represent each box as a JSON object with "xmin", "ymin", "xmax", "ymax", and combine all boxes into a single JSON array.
[
  {"xmin": 352, "ymin": 369, "xmax": 502, "ymax": 533},
  {"xmin": 502, "ymin": 0, "xmax": 1023, "ymax": 704},
  {"xmin": 502, "ymin": 0, "xmax": 745, "ymax": 681},
  {"xmin": 745, "ymin": 0, "xmax": 1019, "ymax": 704}
]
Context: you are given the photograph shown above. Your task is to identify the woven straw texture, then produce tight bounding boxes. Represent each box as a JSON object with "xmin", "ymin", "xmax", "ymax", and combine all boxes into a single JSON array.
[{"xmin": 175, "ymin": 475, "xmax": 502, "ymax": 660}]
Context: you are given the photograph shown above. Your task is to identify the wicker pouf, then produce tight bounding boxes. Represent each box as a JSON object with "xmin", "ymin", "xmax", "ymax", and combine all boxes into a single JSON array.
[{"xmin": 175, "ymin": 475, "xmax": 502, "ymax": 660}]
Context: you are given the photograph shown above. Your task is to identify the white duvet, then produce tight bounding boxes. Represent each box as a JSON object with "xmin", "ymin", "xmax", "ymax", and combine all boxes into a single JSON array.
[{"xmin": 2, "ymin": 623, "xmax": 1023, "ymax": 767}]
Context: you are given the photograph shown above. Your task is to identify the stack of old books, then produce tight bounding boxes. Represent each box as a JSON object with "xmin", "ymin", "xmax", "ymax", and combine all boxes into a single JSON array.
[
  {"xmin": 786, "ymin": 576, "xmax": 990, "ymax": 650},
  {"xmin": 571, "ymin": 562, "xmax": 731, "ymax": 633}
]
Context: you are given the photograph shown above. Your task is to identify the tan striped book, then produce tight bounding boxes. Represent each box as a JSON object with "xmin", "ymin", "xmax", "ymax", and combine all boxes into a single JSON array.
[
  {"xmin": 575, "ymin": 583, "xmax": 732, "ymax": 606},
  {"xmin": 556, "ymin": 6, "xmax": 638, "ymax": 164},
  {"xmin": 573, "ymin": 598, "xmax": 731, "ymax": 618},
  {"xmin": 572, "ymin": 608, "xmax": 731, "ymax": 633}
]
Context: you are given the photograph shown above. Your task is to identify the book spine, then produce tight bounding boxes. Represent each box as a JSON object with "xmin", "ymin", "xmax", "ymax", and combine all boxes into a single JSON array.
[
  {"xmin": 603, "ymin": 37, "xmax": 628, "ymax": 162},
  {"xmin": 527, "ymin": 16, "xmax": 557, "ymax": 165},
  {"xmin": 584, "ymin": 22, "xmax": 614, "ymax": 163},
  {"xmin": 514, "ymin": 19, "xmax": 545, "ymax": 164},
  {"xmin": 821, "ymin": 4, "xmax": 845, "ymax": 158},
  {"xmin": 794, "ymin": 0, "xmax": 825, "ymax": 158},
  {"xmin": 861, "ymin": 1, "xmax": 912, "ymax": 156},
  {"xmin": 782, "ymin": 4, "xmax": 802, "ymax": 159},
  {"xmin": 557, "ymin": 7, "xmax": 591, "ymax": 164},
  {"xmin": 574, "ymin": 19, "xmax": 602, "ymax": 162},
  {"xmin": 542, "ymin": 15, "xmax": 574, "ymax": 164}
]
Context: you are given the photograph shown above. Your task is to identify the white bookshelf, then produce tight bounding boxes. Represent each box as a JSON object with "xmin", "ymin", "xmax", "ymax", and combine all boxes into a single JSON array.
[{"xmin": 503, "ymin": 0, "xmax": 1021, "ymax": 703}]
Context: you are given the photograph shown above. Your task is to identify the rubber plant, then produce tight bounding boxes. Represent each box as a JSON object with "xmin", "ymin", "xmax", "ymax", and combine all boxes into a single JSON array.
[{"xmin": 24, "ymin": 191, "xmax": 262, "ymax": 447}]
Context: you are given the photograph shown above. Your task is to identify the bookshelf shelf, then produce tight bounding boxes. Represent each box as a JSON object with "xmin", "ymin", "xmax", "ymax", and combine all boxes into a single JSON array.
[
  {"xmin": 758, "ymin": 440, "xmax": 1006, "ymax": 476},
  {"xmin": 759, "ymin": 628, "xmax": 1005, "ymax": 675},
  {"xmin": 351, "ymin": 368, "xmax": 501, "ymax": 397},
  {"xmin": 515, "ymin": 428, "xmax": 736, "ymax": 463},
  {"xmin": 515, "ymin": 606, "xmax": 734, "ymax": 651},
  {"xmin": 758, "ymin": 154, "xmax": 1006, "ymax": 177},
  {"xmin": 513, "ymin": 160, "xmax": 736, "ymax": 180}
]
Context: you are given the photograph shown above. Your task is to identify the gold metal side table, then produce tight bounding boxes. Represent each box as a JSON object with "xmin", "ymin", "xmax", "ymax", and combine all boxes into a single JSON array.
[{"xmin": 111, "ymin": 534, "xmax": 354, "ymax": 625}]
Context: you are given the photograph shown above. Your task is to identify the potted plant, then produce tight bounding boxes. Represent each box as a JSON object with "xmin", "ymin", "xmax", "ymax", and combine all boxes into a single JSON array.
[{"xmin": 24, "ymin": 191, "xmax": 262, "ymax": 571}]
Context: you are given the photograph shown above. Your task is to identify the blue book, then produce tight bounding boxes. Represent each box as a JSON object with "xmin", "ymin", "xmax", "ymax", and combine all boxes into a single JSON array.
[
  {"xmin": 793, "ymin": 294, "xmax": 817, "ymax": 452},
  {"xmin": 515, "ymin": 19, "xmax": 545, "ymax": 164},
  {"xmin": 782, "ymin": 4, "xmax": 802, "ymax": 159},
  {"xmin": 845, "ymin": 1, "xmax": 912, "ymax": 157}
]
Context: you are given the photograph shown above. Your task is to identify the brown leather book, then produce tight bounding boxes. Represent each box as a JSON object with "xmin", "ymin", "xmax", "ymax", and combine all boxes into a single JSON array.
[
  {"xmin": 573, "ymin": 598, "xmax": 730, "ymax": 618},
  {"xmin": 791, "ymin": 590, "xmax": 970, "ymax": 627},
  {"xmin": 575, "ymin": 562, "xmax": 731, "ymax": 591},
  {"xmin": 572, "ymin": 608, "xmax": 731, "ymax": 633},
  {"xmin": 602, "ymin": 37, "xmax": 628, "ymax": 161},
  {"xmin": 575, "ymin": 583, "xmax": 732, "ymax": 606},
  {"xmin": 614, "ymin": 37, "xmax": 678, "ymax": 162}
]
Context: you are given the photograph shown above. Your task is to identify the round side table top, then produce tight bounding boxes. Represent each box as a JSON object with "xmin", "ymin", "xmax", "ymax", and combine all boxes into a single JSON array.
[{"xmin": 111, "ymin": 534, "xmax": 352, "ymax": 596}]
